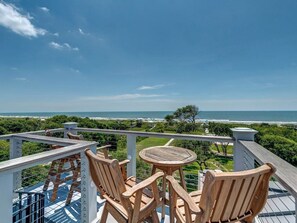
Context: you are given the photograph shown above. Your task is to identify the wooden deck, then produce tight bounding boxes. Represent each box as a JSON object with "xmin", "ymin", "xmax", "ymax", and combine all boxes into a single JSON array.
[
  {"xmin": 21, "ymin": 179, "xmax": 170, "ymax": 223},
  {"xmin": 17, "ymin": 177, "xmax": 295, "ymax": 223}
]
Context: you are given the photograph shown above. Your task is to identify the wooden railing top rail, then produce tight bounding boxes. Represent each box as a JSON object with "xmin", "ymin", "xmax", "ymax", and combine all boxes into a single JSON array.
[
  {"xmin": 75, "ymin": 127, "xmax": 235, "ymax": 143},
  {"xmin": 0, "ymin": 128, "xmax": 64, "ymax": 140},
  {"xmin": 14, "ymin": 133, "xmax": 94, "ymax": 146},
  {"xmin": 0, "ymin": 133, "xmax": 98, "ymax": 174},
  {"xmin": 240, "ymin": 140, "xmax": 297, "ymax": 198}
]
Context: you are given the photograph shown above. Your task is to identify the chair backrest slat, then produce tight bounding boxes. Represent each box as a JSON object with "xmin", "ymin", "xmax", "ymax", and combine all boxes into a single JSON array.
[
  {"xmin": 97, "ymin": 162, "xmax": 110, "ymax": 195},
  {"xmin": 93, "ymin": 161, "xmax": 106, "ymax": 192},
  {"xmin": 200, "ymin": 164, "xmax": 275, "ymax": 223},
  {"xmin": 211, "ymin": 179, "xmax": 233, "ymax": 221},
  {"xmin": 239, "ymin": 174, "xmax": 261, "ymax": 216},
  {"xmin": 103, "ymin": 164, "xmax": 120, "ymax": 200},
  {"xmin": 229, "ymin": 177, "xmax": 252, "ymax": 221},
  {"xmin": 221, "ymin": 179, "xmax": 242, "ymax": 220}
]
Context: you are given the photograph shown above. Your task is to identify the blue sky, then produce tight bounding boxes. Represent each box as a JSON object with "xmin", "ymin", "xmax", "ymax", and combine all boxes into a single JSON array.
[{"xmin": 0, "ymin": 0, "xmax": 297, "ymax": 112}]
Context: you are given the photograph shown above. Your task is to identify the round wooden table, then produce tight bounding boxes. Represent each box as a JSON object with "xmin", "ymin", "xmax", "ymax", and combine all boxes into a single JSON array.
[{"xmin": 139, "ymin": 146, "xmax": 197, "ymax": 222}]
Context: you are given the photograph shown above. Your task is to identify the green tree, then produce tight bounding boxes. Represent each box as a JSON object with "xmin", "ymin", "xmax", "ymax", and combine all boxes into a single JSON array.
[
  {"xmin": 173, "ymin": 105, "xmax": 199, "ymax": 123},
  {"xmin": 0, "ymin": 126, "xmax": 8, "ymax": 135},
  {"xmin": 164, "ymin": 114, "xmax": 175, "ymax": 125},
  {"xmin": 259, "ymin": 134, "xmax": 297, "ymax": 166},
  {"xmin": 208, "ymin": 122, "xmax": 233, "ymax": 136},
  {"xmin": 175, "ymin": 140, "xmax": 211, "ymax": 170}
]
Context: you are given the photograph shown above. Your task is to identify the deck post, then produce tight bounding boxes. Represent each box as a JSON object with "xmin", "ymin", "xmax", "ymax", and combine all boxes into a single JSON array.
[
  {"xmin": 0, "ymin": 173, "xmax": 13, "ymax": 223},
  {"xmin": 231, "ymin": 127, "xmax": 258, "ymax": 171},
  {"xmin": 10, "ymin": 136, "xmax": 22, "ymax": 191},
  {"xmin": 80, "ymin": 145, "xmax": 98, "ymax": 223},
  {"xmin": 127, "ymin": 134, "xmax": 137, "ymax": 177},
  {"xmin": 295, "ymin": 197, "xmax": 297, "ymax": 223},
  {"xmin": 63, "ymin": 122, "xmax": 78, "ymax": 138}
]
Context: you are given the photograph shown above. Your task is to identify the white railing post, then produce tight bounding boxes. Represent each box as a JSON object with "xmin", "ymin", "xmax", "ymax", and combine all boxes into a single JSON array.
[
  {"xmin": 63, "ymin": 122, "xmax": 78, "ymax": 138},
  {"xmin": 0, "ymin": 173, "xmax": 13, "ymax": 223},
  {"xmin": 10, "ymin": 137, "xmax": 22, "ymax": 191},
  {"xmin": 197, "ymin": 170, "xmax": 203, "ymax": 190},
  {"xmin": 295, "ymin": 197, "xmax": 297, "ymax": 223},
  {"xmin": 80, "ymin": 145, "xmax": 98, "ymax": 223},
  {"xmin": 127, "ymin": 134, "xmax": 137, "ymax": 177},
  {"xmin": 231, "ymin": 127, "xmax": 258, "ymax": 171}
]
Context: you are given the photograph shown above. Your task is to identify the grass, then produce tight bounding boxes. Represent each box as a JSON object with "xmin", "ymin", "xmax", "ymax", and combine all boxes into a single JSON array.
[
  {"xmin": 136, "ymin": 137, "xmax": 170, "ymax": 178},
  {"xmin": 210, "ymin": 144, "xmax": 233, "ymax": 155},
  {"xmin": 207, "ymin": 157, "xmax": 234, "ymax": 171},
  {"xmin": 183, "ymin": 162, "xmax": 200, "ymax": 174},
  {"xmin": 136, "ymin": 137, "xmax": 170, "ymax": 153},
  {"xmin": 182, "ymin": 156, "xmax": 233, "ymax": 174},
  {"xmin": 113, "ymin": 135, "xmax": 235, "ymax": 182}
]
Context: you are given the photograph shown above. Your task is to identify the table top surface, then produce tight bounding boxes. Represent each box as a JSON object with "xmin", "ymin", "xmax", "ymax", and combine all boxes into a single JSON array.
[{"xmin": 139, "ymin": 146, "xmax": 197, "ymax": 167}]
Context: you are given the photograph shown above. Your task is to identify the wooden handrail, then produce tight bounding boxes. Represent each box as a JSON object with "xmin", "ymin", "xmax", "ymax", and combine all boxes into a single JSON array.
[
  {"xmin": 239, "ymin": 140, "xmax": 297, "ymax": 198},
  {"xmin": 0, "ymin": 134, "xmax": 98, "ymax": 174}
]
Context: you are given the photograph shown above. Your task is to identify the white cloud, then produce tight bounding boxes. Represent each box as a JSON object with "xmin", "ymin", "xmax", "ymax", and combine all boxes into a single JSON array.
[
  {"xmin": 137, "ymin": 84, "xmax": 165, "ymax": 90},
  {"xmin": 78, "ymin": 28, "xmax": 85, "ymax": 35},
  {"xmin": 14, "ymin": 77, "xmax": 27, "ymax": 81},
  {"xmin": 49, "ymin": 42, "xmax": 79, "ymax": 51},
  {"xmin": 80, "ymin": 94, "xmax": 163, "ymax": 101},
  {"xmin": 70, "ymin": 68, "xmax": 80, "ymax": 73},
  {"xmin": 39, "ymin": 7, "xmax": 49, "ymax": 13},
  {"xmin": 53, "ymin": 32, "xmax": 59, "ymax": 37},
  {"xmin": 49, "ymin": 42, "xmax": 63, "ymax": 50},
  {"xmin": 78, "ymin": 28, "xmax": 92, "ymax": 36},
  {"xmin": 0, "ymin": 1, "xmax": 46, "ymax": 37}
]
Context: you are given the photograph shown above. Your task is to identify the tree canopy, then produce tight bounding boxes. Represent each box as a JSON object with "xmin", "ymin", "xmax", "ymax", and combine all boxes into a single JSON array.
[{"xmin": 166, "ymin": 105, "xmax": 199, "ymax": 123}]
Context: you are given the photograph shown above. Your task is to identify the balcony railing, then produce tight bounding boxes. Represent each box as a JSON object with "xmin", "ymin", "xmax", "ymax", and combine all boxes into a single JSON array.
[{"xmin": 0, "ymin": 122, "xmax": 296, "ymax": 223}]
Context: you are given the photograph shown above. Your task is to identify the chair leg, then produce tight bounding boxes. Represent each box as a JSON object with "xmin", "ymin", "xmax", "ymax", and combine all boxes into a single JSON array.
[
  {"xmin": 151, "ymin": 165, "xmax": 156, "ymax": 175},
  {"xmin": 65, "ymin": 183, "xmax": 74, "ymax": 205},
  {"xmin": 51, "ymin": 160, "xmax": 64, "ymax": 202},
  {"xmin": 66, "ymin": 180, "xmax": 80, "ymax": 205},
  {"xmin": 151, "ymin": 210, "xmax": 159, "ymax": 223},
  {"xmin": 176, "ymin": 219, "xmax": 182, "ymax": 223},
  {"xmin": 66, "ymin": 164, "xmax": 80, "ymax": 204},
  {"xmin": 179, "ymin": 167, "xmax": 187, "ymax": 190},
  {"xmin": 43, "ymin": 161, "xmax": 56, "ymax": 191},
  {"xmin": 100, "ymin": 204, "xmax": 109, "ymax": 223},
  {"xmin": 161, "ymin": 173, "xmax": 166, "ymax": 219},
  {"xmin": 244, "ymin": 216, "xmax": 255, "ymax": 223}
]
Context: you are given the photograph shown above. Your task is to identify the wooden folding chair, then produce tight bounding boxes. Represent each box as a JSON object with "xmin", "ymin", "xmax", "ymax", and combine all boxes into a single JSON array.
[
  {"xmin": 66, "ymin": 132, "xmax": 112, "ymax": 205},
  {"xmin": 43, "ymin": 130, "xmax": 79, "ymax": 202}
]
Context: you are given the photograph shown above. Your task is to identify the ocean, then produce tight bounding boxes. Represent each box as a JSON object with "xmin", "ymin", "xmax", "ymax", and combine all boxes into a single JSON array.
[{"xmin": 0, "ymin": 111, "xmax": 297, "ymax": 124}]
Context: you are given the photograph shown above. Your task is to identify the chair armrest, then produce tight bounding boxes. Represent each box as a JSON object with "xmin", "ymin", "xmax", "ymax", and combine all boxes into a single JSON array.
[
  {"xmin": 122, "ymin": 172, "xmax": 164, "ymax": 198},
  {"xmin": 96, "ymin": 145, "xmax": 112, "ymax": 151},
  {"xmin": 166, "ymin": 176, "xmax": 201, "ymax": 214},
  {"xmin": 119, "ymin": 159, "xmax": 130, "ymax": 166}
]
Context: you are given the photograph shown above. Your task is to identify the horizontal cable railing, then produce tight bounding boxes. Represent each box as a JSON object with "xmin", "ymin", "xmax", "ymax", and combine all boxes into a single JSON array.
[
  {"xmin": 75, "ymin": 127, "xmax": 235, "ymax": 142},
  {"xmin": 0, "ymin": 132, "xmax": 98, "ymax": 223}
]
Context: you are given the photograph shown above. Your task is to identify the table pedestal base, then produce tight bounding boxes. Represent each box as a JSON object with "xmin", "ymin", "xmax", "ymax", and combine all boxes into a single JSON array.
[{"xmin": 151, "ymin": 165, "xmax": 187, "ymax": 222}]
